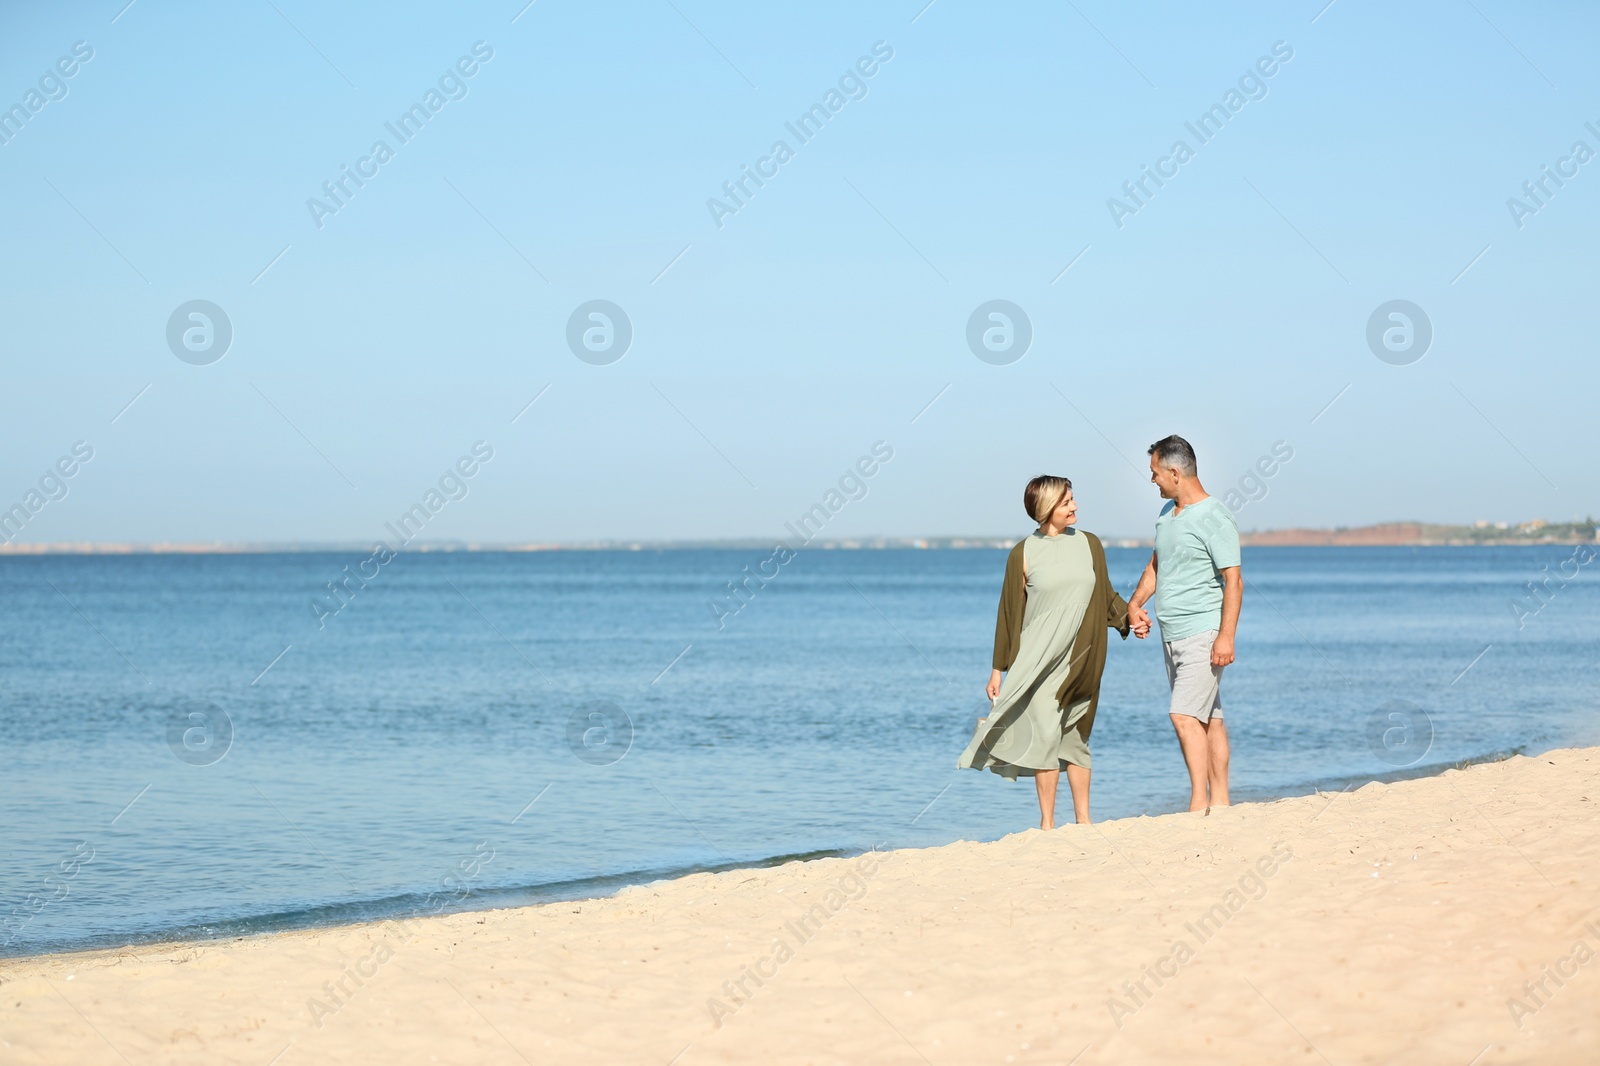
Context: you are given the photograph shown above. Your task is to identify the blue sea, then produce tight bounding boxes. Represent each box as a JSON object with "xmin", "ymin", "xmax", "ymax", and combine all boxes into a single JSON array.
[{"xmin": 3, "ymin": 545, "xmax": 1596, "ymax": 958}]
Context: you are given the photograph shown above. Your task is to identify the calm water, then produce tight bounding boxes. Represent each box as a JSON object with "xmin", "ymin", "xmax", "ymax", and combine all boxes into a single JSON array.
[{"xmin": 3, "ymin": 546, "xmax": 1596, "ymax": 958}]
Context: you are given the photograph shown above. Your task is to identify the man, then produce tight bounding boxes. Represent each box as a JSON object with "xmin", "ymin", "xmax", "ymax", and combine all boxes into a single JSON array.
[{"xmin": 1126, "ymin": 435, "xmax": 1242, "ymax": 813}]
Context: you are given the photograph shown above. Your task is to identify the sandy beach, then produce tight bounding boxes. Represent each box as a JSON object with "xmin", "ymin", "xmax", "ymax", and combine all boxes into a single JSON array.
[{"xmin": 3, "ymin": 748, "xmax": 1596, "ymax": 1065}]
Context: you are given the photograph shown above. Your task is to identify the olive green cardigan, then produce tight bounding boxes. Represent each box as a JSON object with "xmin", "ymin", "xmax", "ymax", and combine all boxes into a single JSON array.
[{"xmin": 992, "ymin": 530, "xmax": 1131, "ymax": 740}]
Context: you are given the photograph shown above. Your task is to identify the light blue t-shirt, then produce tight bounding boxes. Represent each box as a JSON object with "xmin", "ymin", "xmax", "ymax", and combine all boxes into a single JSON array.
[{"xmin": 1153, "ymin": 496, "xmax": 1241, "ymax": 641}]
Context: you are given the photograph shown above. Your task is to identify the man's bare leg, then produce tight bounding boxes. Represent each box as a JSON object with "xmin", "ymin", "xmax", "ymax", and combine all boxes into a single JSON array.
[
  {"xmin": 1205, "ymin": 718, "xmax": 1230, "ymax": 807},
  {"xmin": 1169, "ymin": 714, "xmax": 1211, "ymax": 812},
  {"xmin": 1064, "ymin": 763, "xmax": 1092, "ymax": 824},
  {"xmin": 1035, "ymin": 768, "xmax": 1059, "ymax": 829}
]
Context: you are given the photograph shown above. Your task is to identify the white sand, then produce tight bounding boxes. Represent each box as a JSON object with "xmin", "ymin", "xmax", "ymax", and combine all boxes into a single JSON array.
[{"xmin": 3, "ymin": 748, "xmax": 1597, "ymax": 1064}]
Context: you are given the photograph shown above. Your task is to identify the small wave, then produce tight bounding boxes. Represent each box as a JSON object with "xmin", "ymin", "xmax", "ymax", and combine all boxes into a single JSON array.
[
  {"xmin": 1233, "ymin": 744, "xmax": 1530, "ymax": 806},
  {"xmin": 0, "ymin": 847, "xmax": 859, "ymax": 961}
]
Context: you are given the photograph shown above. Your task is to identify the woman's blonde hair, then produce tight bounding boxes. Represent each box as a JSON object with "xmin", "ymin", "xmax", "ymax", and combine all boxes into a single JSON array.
[{"xmin": 1023, "ymin": 475, "xmax": 1072, "ymax": 525}]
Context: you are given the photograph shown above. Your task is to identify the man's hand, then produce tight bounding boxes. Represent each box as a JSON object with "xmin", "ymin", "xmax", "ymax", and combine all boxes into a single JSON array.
[
  {"xmin": 1129, "ymin": 604, "xmax": 1152, "ymax": 639},
  {"xmin": 986, "ymin": 669, "xmax": 1003, "ymax": 702},
  {"xmin": 1210, "ymin": 634, "xmax": 1235, "ymax": 667}
]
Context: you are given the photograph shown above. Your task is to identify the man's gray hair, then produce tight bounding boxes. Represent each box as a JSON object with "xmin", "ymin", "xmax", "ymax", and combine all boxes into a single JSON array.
[{"xmin": 1148, "ymin": 435, "xmax": 1197, "ymax": 477}]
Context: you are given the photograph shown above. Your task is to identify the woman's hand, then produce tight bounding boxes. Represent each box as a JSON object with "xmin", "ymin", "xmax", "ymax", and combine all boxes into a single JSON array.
[{"xmin": 986, "ymin": 669, "xmax": 1003, "ymax": 702}]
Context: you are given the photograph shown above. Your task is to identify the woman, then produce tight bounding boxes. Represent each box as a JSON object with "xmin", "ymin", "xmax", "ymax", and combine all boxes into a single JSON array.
[{"xmin": 957, "ymin": 475, "xmax": 1145, "ymax": 828}]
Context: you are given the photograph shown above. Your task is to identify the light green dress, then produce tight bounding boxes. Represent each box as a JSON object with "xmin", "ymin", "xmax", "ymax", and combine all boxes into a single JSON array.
[{"xmin": 958, "ymin": 528, "xmax": 1097, "ymax": 779}]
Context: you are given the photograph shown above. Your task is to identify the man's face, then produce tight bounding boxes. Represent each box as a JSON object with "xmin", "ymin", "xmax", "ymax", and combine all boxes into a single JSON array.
[{"xmin": 1149, "ymin": 454, "xmax": 1180, "ymax": 500}]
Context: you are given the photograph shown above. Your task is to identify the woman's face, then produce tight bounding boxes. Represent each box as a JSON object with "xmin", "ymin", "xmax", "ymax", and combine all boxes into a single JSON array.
[{"xmin": 1049, "ymin": 491, "xmax": 1077, "ymax": 529}]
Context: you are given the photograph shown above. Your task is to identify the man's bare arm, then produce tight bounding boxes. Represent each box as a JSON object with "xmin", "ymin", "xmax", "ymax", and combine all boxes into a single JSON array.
[
  {"xmin": 1211, "ymin": 566, "xmax": 1242, "ymax": 666},
  {"xmin": 1126, "ymin": 550, "xmax": 1157, "ymax": 637},
  {"xmin": 1128, "ymin": 551, "xmax": 1157, "ymax": 606}
]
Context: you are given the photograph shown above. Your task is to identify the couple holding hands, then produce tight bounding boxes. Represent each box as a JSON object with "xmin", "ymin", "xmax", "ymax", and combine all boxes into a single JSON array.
[{"xmin": 957, "ymin": 435, "xmax": 1243, "ymax": 828}]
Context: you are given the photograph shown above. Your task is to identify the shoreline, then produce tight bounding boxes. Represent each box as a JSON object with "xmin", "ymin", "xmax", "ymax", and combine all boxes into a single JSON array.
[
  {"xmin": 4, "ymin": 747, "xmax": 1596, "ymax": 1062},
  {"xmin": 1, "ymin": 744, "xmax": 1539, "ymax": 966}
]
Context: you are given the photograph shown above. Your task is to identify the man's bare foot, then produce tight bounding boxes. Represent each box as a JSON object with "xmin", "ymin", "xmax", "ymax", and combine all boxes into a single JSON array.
[{"xmin": 1039, "ymin": 821, "xmax": 1055, "ymax": 831}]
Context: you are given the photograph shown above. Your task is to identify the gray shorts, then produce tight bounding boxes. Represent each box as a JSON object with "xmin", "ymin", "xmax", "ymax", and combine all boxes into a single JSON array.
[{"xmin": 1163, "ymin": 629, "xmax": 1224, "ymax": 722}]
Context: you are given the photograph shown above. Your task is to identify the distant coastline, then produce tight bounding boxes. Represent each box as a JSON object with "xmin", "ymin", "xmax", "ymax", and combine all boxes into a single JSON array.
[
  {"xmin": 1238, "ymin": 518, "xmax": 1597, "ymax": 547},
  {"xmin": 0, "ymin": 518, "xmax": 1593, "ymax": 554}
]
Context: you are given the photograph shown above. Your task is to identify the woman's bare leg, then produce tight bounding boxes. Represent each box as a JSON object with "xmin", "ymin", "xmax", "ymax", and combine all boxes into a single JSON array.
[
  {"xmin": 1065, "ymin": 763, "xmax": 1092, "ymax": 824},
  {"xmin": 1034, "ymin": 769, "xmax": 1059, "ymax": 829}
]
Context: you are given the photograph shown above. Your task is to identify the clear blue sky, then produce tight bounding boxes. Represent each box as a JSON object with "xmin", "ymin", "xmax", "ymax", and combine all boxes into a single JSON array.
[{"xmin": 1, "ymin": 0, "xmax": 1594, "ymax": 543}]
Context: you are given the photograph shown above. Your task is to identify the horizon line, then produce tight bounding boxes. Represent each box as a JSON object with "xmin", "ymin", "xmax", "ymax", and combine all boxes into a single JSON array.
[{"xmin": 0, "ymin": 518, "xmax": 1593, "ymax": 555}]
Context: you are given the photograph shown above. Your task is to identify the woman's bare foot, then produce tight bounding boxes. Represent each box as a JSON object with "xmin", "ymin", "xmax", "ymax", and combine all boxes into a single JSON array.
[{"xmin": 1039, "ymin": 820, "xmax": 1055, "ymax": 831}]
